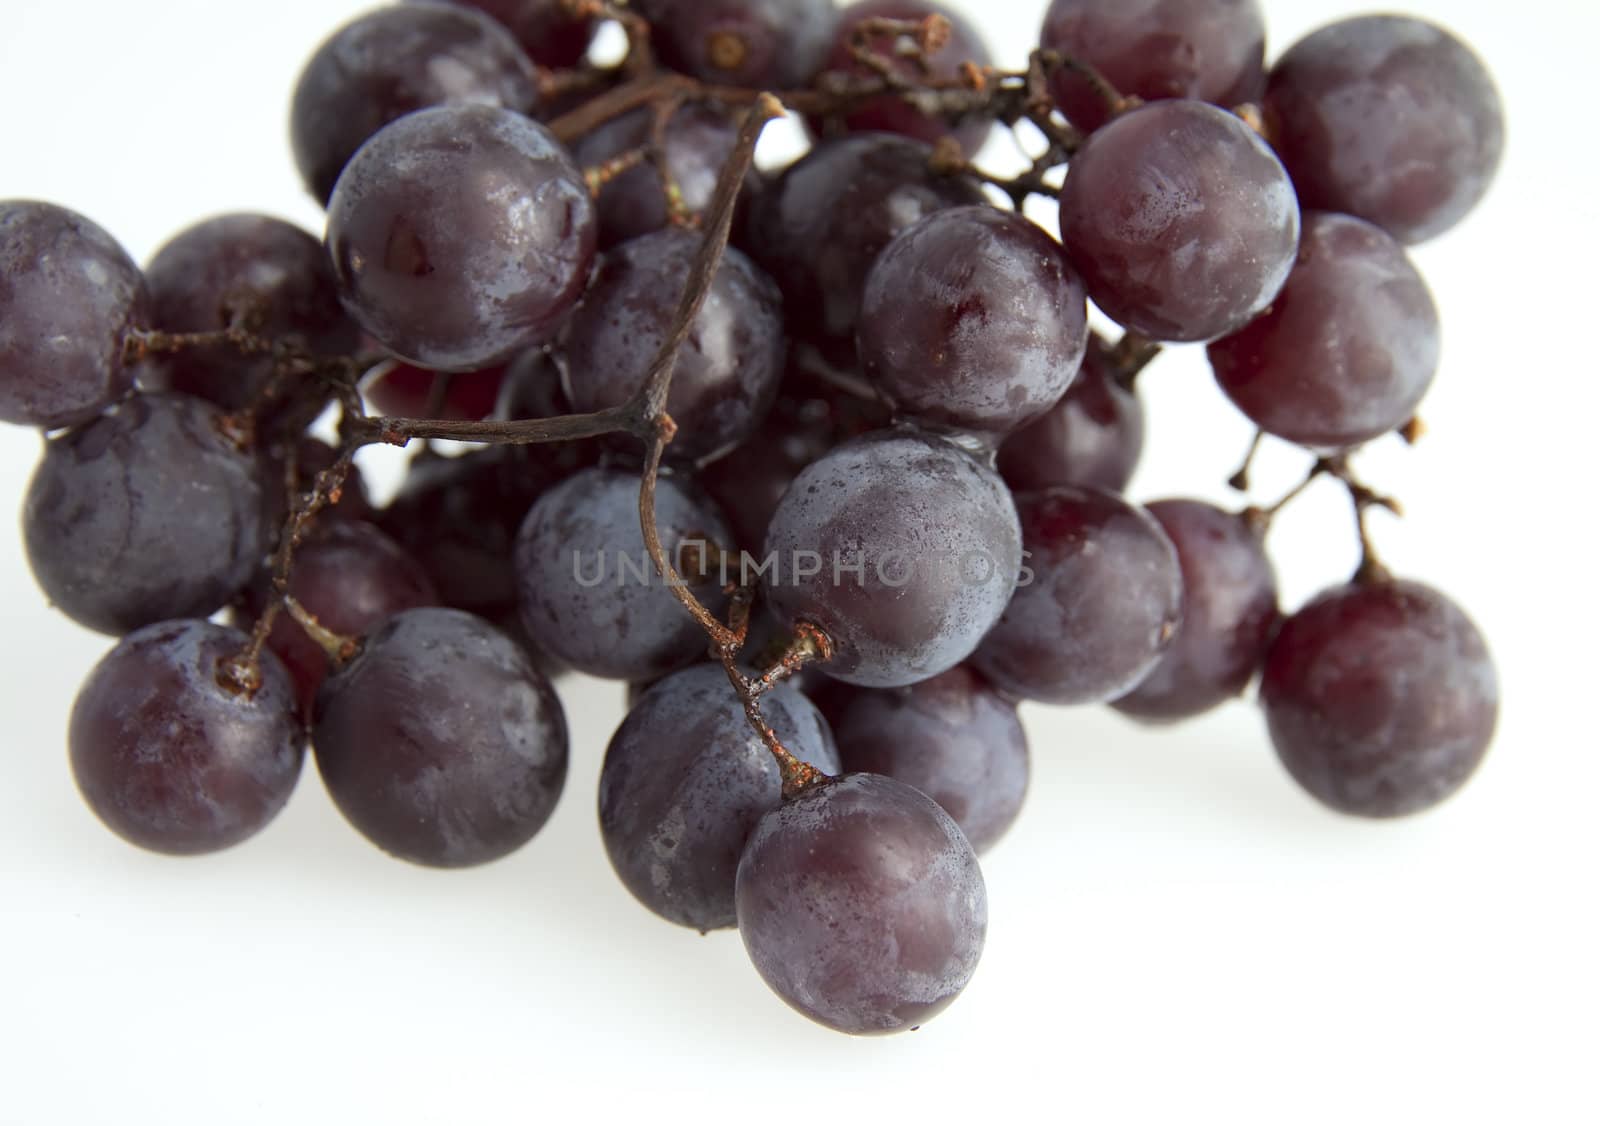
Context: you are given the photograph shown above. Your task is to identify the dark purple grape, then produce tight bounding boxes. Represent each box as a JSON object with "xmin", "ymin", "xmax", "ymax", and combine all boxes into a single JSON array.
[
  {"xmin": 858, "ymin": 206, "xmax": 1087, "ymax": 436},
  {"xmin": 1265, "ymin": 15, "xmax": 1505, "ymax": 245},
  {"xmin": 326, "ymin": 105, "xmax": 596, "ymax": 372},
  {"xmin": 736, "ymin": 773, "xmax": 986, "ymax": 1035},
  {"xmin": 698, "ymin": 391, "xmax": 839, "ymax": 552},
  {"xmin": 635, "ymin": 0, "xmax": 837, "ymax": 89},
  {"xmin": 829, "ymin": 665, "xmax": 1027, "ymax": 854},
  {"xmin": 426, "ymin": 0, "xmax": 596, "ymax": 68},
  {"xmin": 1113, "ymin": 500, "xmax": 1278, "ymax": 722},
  {"xmin": 139, "ymin": 214, "xmax": 357, "ymax": 411},
  {"xmin": 1040, "ymin": 0, "xmax": 1266, "ymax": 131},
  {"xmin": 253, "ymin": 521, "xmax": 438, "ymax": 715},
  {"xmin": 290, "ymin": 4, "xmax": 539, "ymax": 205},
  {"xmin": 816, "ymin": 0, "xmax": 994, "ymax": 156},
  {"xmin": 972, "ymin": 487, "xmax": 1181, "ymax": 705},
  {"xmin": 996, "ymin": 343, "xmax": 1144, "ymax": 494},
  {"xmin": 572, "ymin": 103, "xmax": 757, "ymax": 249},
  {"xmin": 562, "ymin": 228, "xmax": 785, "ymax": 462},
  {"xmin": 69, "ymin": 620, "xmax": 303, "ymax": 855},
  {"xmin": 365, "ymin": 363, "xmax": 507, "ymax": 421},
  {"xmin": 1261, "ymin": 580, "xmax": 1498, "ymax": 818},
  {"xmin": 1057, "ymin": 99, "xmax": 1299, "ymax": 343},
  {"xmin": 1209, "ymin": 211, "xmax": 1439, "ymax": 451},
  {"xmin": 762, "ymin": 428, "xmax": 1021, "ymax": 689},
  {"xmin": 750, "ymin": 134, "xmax": 987, "ymax": 352},
  {"xmin": 379, "ymin": 448, "xmax": 549, "ymax": 624},
  {"xmin": 0, "ymin": 201, "xmax": 149, "ymax": 429},
  {"xmin": 313, "ymin": 608, "xmax": 568, "ymax": 867},
  {"xmin": 24, "ymin": 393, "xmax": 265, "ymax": 636},
  {"xmin": 599, "ymin": 665, "xmax": 842, "ymax": 932},
  {"xmin": 516, "ymin": 467, "xmax": 733, "ymax": 681}
]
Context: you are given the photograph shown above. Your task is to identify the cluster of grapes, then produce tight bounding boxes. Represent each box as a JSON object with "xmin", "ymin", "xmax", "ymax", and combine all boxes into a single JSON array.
[{"xmin": 0, "ymin": 0, "xmax": 1504, "ymax": 1036}]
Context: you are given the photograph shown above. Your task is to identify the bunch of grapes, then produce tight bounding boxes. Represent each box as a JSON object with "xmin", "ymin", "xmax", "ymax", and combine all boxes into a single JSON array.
[{"xmin": 0, "ymin": 0, "xmax": 1504, "ymax": 1036}]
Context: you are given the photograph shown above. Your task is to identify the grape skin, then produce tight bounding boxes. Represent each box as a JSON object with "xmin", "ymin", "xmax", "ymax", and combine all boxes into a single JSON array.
[
  {"xmin": 0, "ymin": 200, "xmax": 149, "ymax": 429},
  {"xmin": 1057, "ymin": 99, "xmax": 1300, "ymax": 343},
  {"xmin": 69, "ymin": 621, "xmax": 304, "ymax": 856},
  {"xmin": 516, "ymin": 467, "xmax": 733, "ymax": 681},
  {"xmin": 140, "ymin": 214, "xmax": 357, "ymax": 411},
  {"xmin": 1261, "ymin": 580, "xmax": 1498, "ymax": 819},
  {"xmin": 1113, "ymin": 500, "xmax": 1279, "ymax": 723},
  {"xmin": 829, "ymin": 665, "xmax": 1029, "ymax": 854},
  {"xmin": 1209, "ymin": 211, "xmax": 1440, "ymax": 451},
  {"xmin": 698, "ymin": 391, "xmax": 839, "ymax": 552},
  {"xmin": 365, "ymin": 364, "xmax": 507, "ymax": 422},
  {"xmin": 762, "ymin": 428, "xmax": 1022, "ymax": 689},
  {"xmin": 24, "ymin": 393, "xmax": 266, "ymax": 637},
  {"xmin": 736, "ymin": 773, "xmax": 987, "ymax": 1035},
  {"xmin": 996, "ymin": 344, "xmax": 1145, "ymax": 494},
  {"xmin": 426, "ymin": 0, "xmax": 596, "ymax": 68},
  {"xmin": 634, "ymin": 0, "xmax": 837, "ymax": 90},
  {"xmin": 1040, "ymin": 0, "xmax": 1266, "ymax": 131},
  {"xmin": 972, "ymin": 486, "xmax": 1182, "ymax": 706},
  {"xmin": 290, "ymin": 4, "xmax": 540, "ymax": 205},
  {"xmin": 599, "ymin": 665, "xmax": 841, "ymax": 932},
  {"xmin": 313, "ymin": 608, "xmax": 568, "ymax": 867},
  {"xmin": 1265, "ymin": 15, "xmax": 1505, "ymax": 245},
  {"xmin": 326, "ymin": 105, "xmax": 596, "ymax": 372},
  {"xmin": 562, "ymin": 228, "xmax": 785, "ymax": 463},
  {"xmin": 858, "ymin": 206, "xmax": 1087, "ymax": 436}
]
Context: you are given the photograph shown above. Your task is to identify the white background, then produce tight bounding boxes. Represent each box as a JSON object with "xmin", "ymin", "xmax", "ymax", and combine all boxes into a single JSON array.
[{"xmin": 2, "ymin": 1, "xmax": 1597, "ymax": 1122}]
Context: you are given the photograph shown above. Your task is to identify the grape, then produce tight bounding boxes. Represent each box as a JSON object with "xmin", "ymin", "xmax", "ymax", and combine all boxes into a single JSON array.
[
  {"xmin": 996, "ymin": 343, "xmax": 1144, "ymax": 494},
  {"xmin": 698, "ymin": 391, "xmax": 839, "ymax": 552},
  {"xmin": 0, "ymin": 200, "xmax": 149, "ymax": 429},
  {"xmin": 516, "ymin": 467, "xmax": 733, "ymax": 681},
  {"xmin": 24, "ymin": 393, "xmax": 266, "ymax": 636},
  {"xmin": 249, "ymin": 521, "xmax": 439, "ymax": 715},
  {"xmin": 69, "ymin": 620, "xmax": 303, "ymax": 856},
  {"xmin": 858, "ymin": 206, "xmax": 1087, "ymax": 436},
  {"xmin": 562, "ymin": 229, "xmax": 785, "ymax": 463},
  {"xmin": 1261, "ymin": 580, "xmax": 1498, "ymax": 819},
  {"xmin": 426, "ymin": 0, "xmax": 596, "ymax": 68},
  {"xmin": 736, "ymin": 773, "xmax": 986, "ymax": 1035},
  {"xmin": 829, "ymin": 665, "xmax": 1028, "ymax": 854},
  {"xmin": 749, "ymin": 134, "xmax": 987, "ymax": 353},
  {"xmin": 635, "ymin": 0, "xmax": 837, "ymax": 89},
  {"xmin": 1057, "ymin": 99, "xmax": 1299, "ymax": 343},
  {"xmin": 762, "ymin": 428, "xmax": 1021, "ymax": 689},
  {"xmin": 365, "ymin": 363, "xmax": 507, "ymax": 421},
  {"xmin": 313, "ymin": 608, "xmax": 568, "ymax": 867},
  {"xmin": 972, "ymin": 486, "xmax": 1182, "ymax": 705},
  {"xmin": 1113, "ymin": 501, "xmax": 1278, "ymax": 722},
  {"xmin": 1265, "ymin": 15, "xmax": 1505, "ymax": 245},
  {"xmin": 1209, "ymin": 212, "xmax": 1439, "ymax": 451},
  {"xmin": 290, "ymin": 4, "xmax": 540, "ymax": 205},
  {"xmin": 139, "ymin": 214, "xmax": 357, "ymax": 411},
  {"xmin": 816, "ymin": 0, "xmax": 994, "ymax": 156},
  {"xmin": 1040, "ymin": 0, "xmax": 1266, "ymax": 131},
  {"xmin": 326, "ymin": 105, "xmax": 596, "ymax": 372},
  {"xmin": 599, "ymin": 665, "xmax": 842, "ymax": 932},
  {"xmin": 572, "ymin": 103, "xmax": 757, "ymax": 249}
]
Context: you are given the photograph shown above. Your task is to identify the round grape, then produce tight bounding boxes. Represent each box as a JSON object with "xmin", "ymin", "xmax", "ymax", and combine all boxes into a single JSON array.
[
  {"xmin": 69, "ymin": 620, "xmax": 303, "ymax": 856},
  {"xmin": 635, "ymin": 0, "xmax": 837, "ymax": 89},
  {"xmin": 1261, "ymin": 580, "xmax": 1497, "ymax": 819},
  {"xmin": 1209, "ymin": 211, "xmax": 1440, "ymax": 451},
  {"xmin": 972, "ymin": 486, "xmax": 1182, "ymax": 705},
  {"xmin": 859, "ymin": 206, "xmax": 1087, "ymax": 436},
  {"xmin": 24, "ymin": 393, "xmax": 266, "ymax": 636},
  {"xmin": 1113, "ymin": 500, "xmax": 1278, "ymax": 722},
  {"xmin": 0, "ymin": 200, "xmax": 149, "ymax": 429},
  {"xmin": 762, "ymin": 428, "xmax": 1021, "ymax": 689},
  {"xmin": 599, "ymin": 665, "xmax": 841, "ymax": 932},
  {"xmin": 736, "ymin": 773, "xmax": 987, "ymax": 1035},
  {"xmin": 313, "ymin": 608, "xmax": 568, "ymax": 867},
  {"xmin": 1265, "ymin": 15, "xmax": 1505, "ymax": 245},
  {"xmin": 326, "ymin": 104, "xmax": 596, "ymax": 372},
  {"xmin": 1057, "ymin": 99, "xmax": 1299, "ymax": 342},
  {"xmin": 996, "ymin": 343, "xmax": 1144, "ymax": 494}
]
